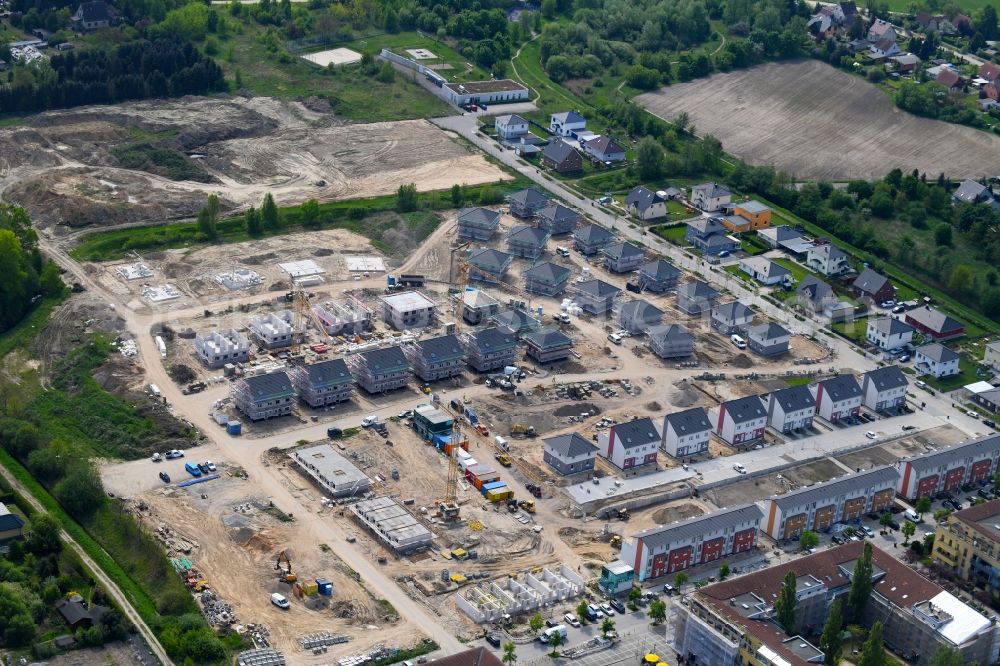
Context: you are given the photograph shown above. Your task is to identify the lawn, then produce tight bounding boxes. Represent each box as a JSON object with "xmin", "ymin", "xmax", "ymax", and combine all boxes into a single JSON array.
[
  {"xmin": 921, "ymin": 354, "xmax": 982, "ymax": 392},
  {"xmin": 213, "ymin": 22, "xmax": 450, "ymax": 121},
  {"xmin": 511, "ymin": 38, "xmax": 590, "ymax": 116},
  {"xmin": 831, "ymin": 318, "xmax": 869, "ymax": 345},
  {"xmin": 882, "ymin": 0, "xmax": 994, "ymax": 10},
  {"xmin": 343, "ymin": 32, "xmax": 489, "ymax": 84},
  {"xmin": 784, "ymin": 376, "xmax": 814, "ymax": 387},
  {"xmin": 652, "ymin": 224, "xmax": 689, "ymax": 246}
]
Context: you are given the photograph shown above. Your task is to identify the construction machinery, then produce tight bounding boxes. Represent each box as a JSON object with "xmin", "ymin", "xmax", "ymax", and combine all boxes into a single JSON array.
[
  {"xmin": 506, "ymin": 497, "xmax": 519, "ymax": 513},
  {"xmin": 275, "ymin": 550, "xmax": 297, "ymax": 583},
  {"xmin": 437, "ymin": 416, "xmax": 462, "ymax": 522},
  {"xmin": 511, "ymin": 423, "xmax": 537, "ymax": 438},
  {"xmin": 517, "ymin": 499, "xmax": 536, "ymax": 514},
  {"xmin": 494, "ymin": 452, "xmax": 512, "ymax": 467},
  {"xmin": 610, "ymin": 535, "xmax": 622, "ymax": 549}
]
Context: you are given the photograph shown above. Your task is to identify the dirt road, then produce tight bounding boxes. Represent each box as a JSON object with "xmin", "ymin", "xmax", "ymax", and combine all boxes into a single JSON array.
[{"xmin": 0, "ymin": 464, "xmax": 173, "ymax": 666}]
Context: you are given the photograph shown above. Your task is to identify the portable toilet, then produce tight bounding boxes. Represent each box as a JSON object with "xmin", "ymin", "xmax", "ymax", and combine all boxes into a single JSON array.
[
  {"xmin": 227, "ymin": 420, "xmax": 242, "ymax": 436},
  {"xmin": 316, "ymin": 578, "xmax": 333, "ymax": 596}
]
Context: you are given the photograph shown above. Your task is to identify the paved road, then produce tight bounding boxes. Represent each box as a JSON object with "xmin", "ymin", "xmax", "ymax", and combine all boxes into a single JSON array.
[{"xmin": 0, "ymin": 463, "xmax": 173, "ymax": 666}]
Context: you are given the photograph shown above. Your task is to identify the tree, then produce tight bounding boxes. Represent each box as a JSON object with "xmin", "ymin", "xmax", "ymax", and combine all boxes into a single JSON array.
[
  {"xmin": 879, "ymin": 512, "xmax": 893, "ymax": 528},
  {"xmin": 261, "ymin": 193, "xmax": 280, "ymax": 230},
  {"xmin": 800, "ymin": 530, "xmax": 820, "ymax": 550},
  {"xmin": 819, "ymin": 597, "xmax": 844, "ymax": 666},
  {"xmin": 948, "ymin": 265, "xmax": 973, "ymax": 294},
  {"xmin": 848, "ymin": 542, "xmax": 873, "ymax": 620},
  {"xmin": 39, "ymin": 261, "xmax": 64, "ymax": 297},
  {"xmin": 719, "ymin": 564, "xmax": 730, "ymax": 580},
  {"xmin": 934, "ymin": 223, "xmax": 953, "ymax": 246},
  {"xmin": 529, "ymin": 612, "xmax": 544, "ymax": 635},
  {"xmin": 451, "ymin": 184, "xmax": 463, "ymax": 207},
  {"xmin": 933, "ymin": 508, "xmax": 952, "ymax": 523},
  {"xmin": 244, "ymin": 206, "xmax": 262, "ymax": 236},
  {"xmin": 576, "ymin": 600, "xmax": 590, "ymax": 624},
  {"xmin": 636, "ymin": 136, "xmax": 666, "ymax": 181},
  {"xmin": 927, "ymin": 645, "xmax": 963, "ymax": 666},
  {"xmin": 674, "ymin": 572, "xmax": 688, "ymax": 589},
  {"xmin": 600, "ymin": 616, "xmax": 615, "ymax": 637},
  {"xmin": 628, "ymin": 586, "xmax": 642, "ymax": 604},
  {"xmin": 54, "ymin": 465, "xmax": 106, "ymax": 519},
  {"xmin": 857, "ymin": 620, "xmax": 885, "ymax": 666},
  {"xmin": 547, "ymin": 629, "xmax": 563, "ymax": 656},
  {"xmin": 299, "ymin": 198, "xmax": 320, "ymax": 228},
  {"xmin": 649, "ymin": 599, "xmax": 666, "ymax": 625},
  {"xmin": 502, "ymin": 641, "xmax": 518, "ymax": 665},
  {"xmin": 775, "ymin": 570, "xmax": 797, "ymax": 634},
  {"xmin": 915, "ymin": 496, "xmax": 932, "ymax": 517},
  {"xmin": 396, "ymin": 183, "xmax": 418, "ymax": 212},
  {"xmin": 902, "ymin": 519, "xmax": 916, "ymax": 545},
  {"xmin": 196, "ymin": 207, "xmax": 216, "ymax": 240},
  {"xmin": 26, "ymin": 514, "xmax": 61, "ymax": 555}
]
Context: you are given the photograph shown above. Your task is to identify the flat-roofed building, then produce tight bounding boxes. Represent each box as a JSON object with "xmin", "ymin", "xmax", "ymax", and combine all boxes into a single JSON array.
[
  {"xmin": 292, "ymin": 444, "xmax": 370, "ymax": 498},
  {"xmin": 380, "ymin": 291, "xmax": 437, "ymax": 330},
  {"xmin": 195, "ymin": 328, "xmax": 250, "ymax": 368}
]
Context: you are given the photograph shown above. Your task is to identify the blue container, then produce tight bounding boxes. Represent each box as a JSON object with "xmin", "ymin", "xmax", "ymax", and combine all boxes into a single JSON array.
[
  {"xmin": 481, "ymin": 481, "xmax": 506, "ymax": 496},
  {"xmin": 316, "ymin": 578, "xmax": 333, "ymax": 596},
  {"xmin": 227, "ymin": 421, "xmax": 242, "ymax": 435}
]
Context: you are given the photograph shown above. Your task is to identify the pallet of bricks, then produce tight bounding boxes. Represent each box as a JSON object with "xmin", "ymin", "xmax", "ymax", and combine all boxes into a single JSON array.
[
  {"xmin": 237, "ymin": 648, "xmax": 285, "ymax": 666},
  {"xmin": 300, "ymin": 632, "xmax": 350, "ymax": 654}
]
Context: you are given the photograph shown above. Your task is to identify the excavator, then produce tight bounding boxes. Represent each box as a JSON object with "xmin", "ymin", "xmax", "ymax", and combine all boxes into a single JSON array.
[{"xmin": 275, "ymin": 550, "xmax": 297, "ymax": 583}]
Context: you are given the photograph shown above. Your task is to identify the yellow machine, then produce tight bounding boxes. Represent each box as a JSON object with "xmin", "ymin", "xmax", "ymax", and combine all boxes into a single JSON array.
[
  {"xmin": 518, "ymin": 499, "xmax": 536, "ymax": 514},
  {"xmin": 275, "ymin": 550, "xmax": 297, "ymax": 583}
]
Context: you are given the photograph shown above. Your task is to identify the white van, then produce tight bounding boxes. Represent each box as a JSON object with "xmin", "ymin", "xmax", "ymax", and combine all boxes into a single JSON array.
[
  {"xmin": 730, "ymin": 334, "xmax": 747, "ymax": 349},
  {"xmin": 556, "ymin": 246, "xmax": 571, "ymax": 258},
  {"xmin": 904, "ymin": 509, "xmax": 922, "ymax": 523},
  {"xmin": 608, "ymin": 333, "xmax": 623, "ymax": 345},
  {"xmin": 539, "ymin": 624, "xmax": 568, "ymax": 643}
]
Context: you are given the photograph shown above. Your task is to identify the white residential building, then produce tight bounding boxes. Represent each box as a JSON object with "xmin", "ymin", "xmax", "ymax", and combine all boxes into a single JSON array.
[
  {"xmin": 660, "ymin": 407, "xmax": 712, "ymax": 458},
  {"xmin": 597, "ymin": 418, "xmax": 659, "ymax": 470},
  {"xmin": 195, "ymin": 328, "xmax": 250, "ymax": 368},
  {"xmin": 806, "ymin": 243, "xmax": 850, "ymax": 276},
  {"xmin": 767, "ymin": 385, "xmax": 816, "ymax": 433},
  {"xmin": 812, "ymin": 374, "xmax": 863, "ymax": 422},
  {"xmin": 549, "ymin": 111, "xmax": 586, "ymax": 137},
  {"xmin": 494, "ymin": 114, "xmax": 529, "ymax": 140},
  {"xmin": 915, "ymin": 343, "xmax": 961, "ymax": 378},
  {"xmin": 712, "ymin": 396, "xmax": 767, "ymax": 446},
  {"xmin": 866, "ymin": 317, "xmax": 915, "ymax": 350},
  {"xmin": 862, "ymin": 366, "xmax": 909, "ymax": 413},
  {"xmin": 379, "ymin": 291, "xmax": 437, "ymax": 330}
]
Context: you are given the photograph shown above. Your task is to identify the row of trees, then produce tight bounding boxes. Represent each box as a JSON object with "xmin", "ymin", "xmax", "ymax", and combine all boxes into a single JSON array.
[{"xmin": 0, "ymin": 205, "xmax": 63, "ymax": 334}]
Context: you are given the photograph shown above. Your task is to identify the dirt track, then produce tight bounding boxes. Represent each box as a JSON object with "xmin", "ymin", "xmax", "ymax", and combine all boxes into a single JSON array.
[
  {"xmin": 636, "ymin": 59, "xmax": 1000, "ymax": 180},
  {"xmin": 0, "ymin": 96, "xmax": 507, "ymax": 229}
]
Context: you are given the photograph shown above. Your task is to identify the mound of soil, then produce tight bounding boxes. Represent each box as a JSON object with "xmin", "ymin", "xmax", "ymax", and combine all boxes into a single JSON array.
[{"xmin": 732, "ymin": 353, "xmax": 754, "ymax": 368}]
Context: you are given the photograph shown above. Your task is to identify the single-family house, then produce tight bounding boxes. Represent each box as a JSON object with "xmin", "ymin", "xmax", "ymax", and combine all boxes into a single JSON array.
[
  {"xmin": 979, "ymin": 63, "xmax": 1000, "ymax": 100},
  {"xmin": 637, "ymin": 259, "xmax": 681, "ymax": 293},
  {"xmin": 711, "ymin": 301, "xmax": 755, "ymax": 335},
  {"xmin": 457, "ymin": 207, "xmax": 501, "ymax": 241},
  {"xmin": 915, "ymin": 342, "xmax": 961, "ymax": 378},
  {"xmin": 467, "ymin": 248, "xmax": 514, "ymax": 284},
  {"xmin": 757, "ymin": 225, "xmax": 803, "ymax": 249},
  {"xmin": 541, "ymin": 138, "xmax": 582, "ymax": 173},
  {"xmin": 56, "ymin": 598, "xmax": 108, "ymax": 631},
  {"xmin": 806, "ymin": 243, "xmax": 850, "ymax": 276},
  {"xmin": 937, "ymin": 67, "xmax": 963, "ymax": 91},
  {"xmin": 808, "ymin": 13, "xmax": 837, "ymax": 40},
  {"xmin": 852, "ymin": 268, "xmax": 896, "ymax": 304},
  {"xmin": 691, "ymin": 183, "xmax": 732, "ymax": 212},
  {"xmin": 648, "ymin": 324, "xmax": 695, "ymax": 359},
  {"xmin": 713, "ymin": 395, "xmax": 768, "ymax": 446},
  {"xmin": 890, "ymin": 53, "xmax": 920, "ymax": 73},
  {"xmin": 660, "ymin": 406, "xmax": 712, "ymax": 458},
  {"xmin": 522, "ymin": 261, "xmax": 571, "ymax": 296},
  {"xmin": 625, "ymin": 186, "xmax": 668, "ymax": 221},
  {"xmin": 953, "ymin": 179, "xmax": 993, "ymax": 205},
  {"xmin": 866, "ymin": 317, "xmax": 915, "ymax": 350},
  {"xmin": 491, "ymin": 308, "xmax": 540, "ymax": 338},
  {"xmin": 618, "ymin": 299, "xmax": 663, "ymax": 335},
  {"xmin": 71, "ymin": 0, "xmax": 114, "ymax": 30},
  {"xmin": 731, "ymin": 200, "xmax": 772, "ymax": 229},
  {"xmin": 871, "ymin": 39, "xmax": 901, "ymax": 58},
  {"xmin": 862, "ymin": 366, "xmax": 909, "ymax": 413},
  {"xmin": 494, "ymin": 114, "xmax": 529, "ymax": 140},
  {"xmin": 811, "ymin": 374, "xmax": 863, "ymax": 422},
  {"xmin": 685, "ymin": 217, "xmax": 739, "ymax": 255},
  {"xmin": 581, "ymin": 135, "xmax": 626, "ymax": 163},
  {"xmin": 676, "ymin": 280, "xmax": 720, "ymax": 315},
  {"xmin": 572, "ymin": 222, "xmax": 614, "ymax": 255},
  {"xmin": 738, "ymin": 256, "xmax": 791, "ymax": 286},
  {"xmin": 985, "ymin": 341, "xmax": 1000, "ymax": 370},
  {"xmin": 572, "ymin": 279, "xmax": 621, "ymax": 315},
  {"xmin": 0, "ymin": 503, "xmax": 25, "ymax": 542},
  {"xmin": 598, "ymin": 417, "xmax": 660, "ymax": 470},
  {"xmin": 905, "ymin": 305, "xmax": 965, "ymax": 341},
  {"xmin": 535, "ymin": 204, "xmax": 580, "ymax": 235},
  {"xmin": 967, "ymin": 382, "xmax": 1000, "ymax": 414},
  {"xmin": 549, "ymin": 111, "xmax": 586, "ymax": 137},
  {"xmin": 506, "ymin": 188, "xmax": 549, "ymax": 218},
  {"xmin": 867, "ymin": 18, "xmax": 896, "ymax": 43},
  {"xmin": 506, "ymin": 225, "xmax": 551, "ymax": 260},
  {"xmin": 602, "ymin": 241, "xmax": 645, "ymax": 273},
  {"xmin": 543, "ymin": 433, "xmax": 597, "ymax": 475},
  {"xmin": 522, "ymin": 327, "xmax": 573, "ymax": 364},
  {"xmin": 767, "ymin": 385, "xmax": 816, "ymax": 433},
  {"xmin": 744, "ymin": 322, "xmax": 790, "ymax": 357},
  {"xmin": 461, "ymin": 288, "xmax": 499, "ymax": 325},
  {"xmin": 795, "ymin": 275, "xmax": 838, "ymax": 312}
]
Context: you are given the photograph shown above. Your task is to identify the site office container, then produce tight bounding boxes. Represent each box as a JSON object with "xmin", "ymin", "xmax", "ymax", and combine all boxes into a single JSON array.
[
  {"xmin": 481, "ymin": 481, "xmax": 506, "ymax": 497},
  {"xmin": 485, "ymin": 486, "xmax": 513, "ymax": 502}
]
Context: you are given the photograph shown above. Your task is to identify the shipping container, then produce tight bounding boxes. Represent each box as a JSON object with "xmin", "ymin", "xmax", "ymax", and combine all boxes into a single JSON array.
[
  {"xmin": 302, "ymin": 581, "xmax": 319, "ymax": 596},
  {"xmin": 316, "ymin": 578, "xmax": 333, "ymax": 596},
  {"xmin": 486, "ymin": 486, "xmax": 513, "ymax": 502},
  {"xmin": 481, "ymin": 480, "xmax": 506, "ymax": 497},
  {"xmin": 458, "ymin": 457, "xmax": 478, "ymax": 472},
  {"xmin": 227, "ymin": 421, "xmax": 242, "ymax": 436}
]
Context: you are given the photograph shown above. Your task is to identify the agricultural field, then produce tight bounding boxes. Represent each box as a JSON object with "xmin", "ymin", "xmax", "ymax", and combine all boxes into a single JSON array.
[{"xmin": 636, "ymin": 59, "xmax": 1000, "ymax": 180}]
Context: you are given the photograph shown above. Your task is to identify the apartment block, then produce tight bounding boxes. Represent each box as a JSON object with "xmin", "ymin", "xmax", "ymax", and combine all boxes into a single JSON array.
[
  {"xmin": 380, "ymin": 291, "xmax": 437, "ymax": 331},
  {"xmin": 232, "ymin": 371, "xmax": 296, "ymax": 421},
  {"xmin": 459, "ymin": 327, "xmax": 519, "ymax": 373},
  {"xmin": 898, "ymin": 434, "xmax": 1000, "ymax": 500}
]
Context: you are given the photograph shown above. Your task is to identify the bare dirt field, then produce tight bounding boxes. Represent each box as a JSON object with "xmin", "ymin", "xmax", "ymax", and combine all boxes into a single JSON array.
[
  {"xmin": 636, "ymin": 59, "xmax": 1000, "ymax": 180},
  {"xmin": 0, "ymin": 96, "xmax": 507, "ymax": 229},
  {"xmin": 835, "ymin": 424, "xmax": 967, "ymax": 470}
]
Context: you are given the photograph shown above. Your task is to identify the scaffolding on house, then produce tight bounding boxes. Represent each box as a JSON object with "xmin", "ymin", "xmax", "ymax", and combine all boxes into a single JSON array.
[{"xmin": 312, "ymin": 296, "xmax": 374, "ymax": 337}]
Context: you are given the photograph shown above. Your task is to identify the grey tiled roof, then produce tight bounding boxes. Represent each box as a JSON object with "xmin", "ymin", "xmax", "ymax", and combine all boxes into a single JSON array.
[
  {"xmin": 359, "ymin": 346, "xmax": 410, "ymax": 373},
  {"xmin": 458, "ymin": 207, "xmax": 501, "ymax": 227},
  {"xmin": 713, "ymin": 301, "xmax": 755, "ymax": 322},
  {"xmin": 522, "ymin": 327, "xmax": 573, "ymax": 350},
  {"xmin": 906, "ymin": 434, "xmax": 1000, "ymax": 473},
  {"xmin": 468, "ymin": 248, "xmax": 513, "ymax": 272},
  {"xmin": 745, "ymin": 322, "xmax": 790, "ymax": 341},
  {"xmin": 625, "ymin": 186, "xmax": 664, "ymax": 212},
  {"xmin": 302, "ymin": 358, "xmax": 351, "ymax": 386},
  {"xmin": 603, "ymin": 241, "xmax": 644, "ymax": 261},
  {"xmin": 633, "ymin": 504, "xmax": 763, "ymax": 549},
  {"xmin": 574, "ymin": 223, "xmax": 613, "ymax": 244},
  {"xmin": 536, "ymin": 204, "xmax": 580, "ymax": 225},
  {"xmin": 769, "ymin": 385, "xmax": 816, "ymax": 412},
  {"xmin": 243, "ymin": 371, "xmax": 295, "ymax": 399},
  {"xmin": 544, "ymin": 432, "xmax": 597, "ymax": 459},
  {"xmin": 687, "ymin": 217, "xmax": 727, "ymax": 235},
  {"xmin": 574, "ymin": 279, "xmax": 621, "ymax": 298},
  {"xmin": 552, "ymin": 111, "xmax": 585, "ymax": 124},
  {"xmin": 916, "ymin": 342, "xmax": 959, "ymax": 363},
  {"xmin": 507, "ymin": 225, "xmax": 551, "ymax": 247},
  {"xmin": 492, "ymin": 309, "xmax": 538, "ymax": 331},
  {"xmin": 864, "ymin": 365, "xmax": 908, "ymax": 391},
  {"xmin": 416, "ymin": 334, "xmax": 464, "ymax": 362},
  {"xmin": 677, "ymin": 280, "xmax": 719, "ymax": 300},
  {"xmin": 610, "ymin": 417, "xmax": 659, "ymax": 449},
  {"xmin": 640, "ymin": 259, "xmax": 681, "ymax": 282},
  {"xmin": 507, "ymin": 188, "xmax": 548, "ymax": 207},
  {"xmin": 523, "ymin": 261, "xmax": 571, "ymax": 283},
  {"xmin": 468, "ymin": 327, "xmax": 518, "ymax": 352},
  {"xmin": 817, "ymin": 374, "xmax": 862, "ymax": 401},
  {"xmin": 797, "ymin": 275, "xmax": 834, "ymax": 301},
  {"xmin": 663, "ymin": 406, "xmax": 712, "ymax": 435},
  {"xmin": 853, "ymin": 268, "xmax": 891, "ymax": 296},
  {"xmin": 619, "ymin": 299, "xmax": 663, "ymax": 323},
  {"xmin": 868, "ymin": 317, "xmax": 914, "ymax": 336},
  {"xmin": 770, "ymin": 465, "xmax": 900, "ymax": 509},
  {"xmin": 542, "ymin": 138, "xmax": 580, "ymax": 165},
  {"xmin": 692, "ymin": 182, "xmax": 731, "ymax": 198},
  {"xmin": 648, "ymin": 324, "xmax": 693, "ymax": 343},
  {"xmin": 906, "ymin": 306, "xmax": 963, "ymax": 334},
  {"xmin": 722, "ymin": 395, "xmax": 767, "ymax": 423}
]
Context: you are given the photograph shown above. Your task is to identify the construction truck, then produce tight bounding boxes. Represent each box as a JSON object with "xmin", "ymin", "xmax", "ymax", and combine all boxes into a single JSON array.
[
  {"xmin": 506, "ymin": 498, "xmax": 519, "ymax": 513},
  {"xmin": 494, "ymin": 452, "xmax": 512, "ymax": 467},
  {"xmin": 517, "ymin": 499, "xmax": 536, "ymax": 513},
  {"xmin": 275, "ymin": 550, "xmax": 297, "ymax": 583}
]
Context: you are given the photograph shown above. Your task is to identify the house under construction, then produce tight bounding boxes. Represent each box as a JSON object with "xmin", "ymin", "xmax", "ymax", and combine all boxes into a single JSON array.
[
  {"xmin": 289, "ymin": 358, "xmax": 354, "ymax": 407},
  {"xmin": 195, "ymin": 328, "xmax": 250, "ymax": 368},
  {"xmin": 312, "ymin": 297, "xmax": 374, "ymax": 337},
  {"xmin": 456, "ymin": 564, "xmax": 585, "ymax": 623},
  {"xmin": 402, "ymin": 334, "xmax": 465, "ymax": 382},
  {"xmin": 248, "ymin": 311, "xmax": 300, "ymax": 349},
  {"xmin": 232, "ymin": 371, "xmax": 296, "ymax": 421},
  {"xmin": 459, "ymin": 328, "xmax": 519, "ymax": 372},
  {"xmin": 292, "ymin": 444, "xmax": 370, "ymax": 498},
  {"xmin": 346, "ymin": 345, "xmax": 411, "ymax": 393},
  {"xmin": 350, "ymin": 496, "xmax": 433, "ymax": 553}
]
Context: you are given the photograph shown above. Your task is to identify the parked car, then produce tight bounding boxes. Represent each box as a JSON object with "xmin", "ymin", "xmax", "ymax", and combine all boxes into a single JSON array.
[
  {"xmin": 861, "ymin": 526, "xmax": 875, "ymax": 537},
  {"xmin": 944, "ymin": 499, "xmax": 962, "ymax": 511},
  {"xmin": 165, "ymin": 449, "xmax": 184, "ymax": 459},
  {"xmin": 327, "ymin": 427, "xmax": 343, "ymax": 439},
  {"xmin": 718, "ymin": 250, "xmax": 731, "ymax": 258},
  {"xmin": 205, "ymin": 461, "xmax": 217, "ymax": 473},
  {"xmin": 902, "ymin": 425, "xmax": 917, "ymax": 431},
  {"xmin": 733, "ymin": 463, "xmax": 747, "ymax": 474},
  {"xmin": 485, "ymin": 633, "xmax": 501, "ymax": 648},
  {"xmin": 599, "ymin": 602, "xmax": 614, "ymax": 616},
  {"xmin": 361, "ymin": 415, "xmax": 379, "ymax": 428},
  {"xmin": 899, "ymin": 354, "xmax": 911, "ymax": 363},
  {"xmin": 915, "ymin": 380, "xmax": 927, "ymax": 389},
  {"xmin": 892, "ymin": 305, "xmax": 906, "ymax": 314},
  {"xmin": 608, "ymin": 332, "xmax": 623, "ymax": 345},
  {"xmin": 158, "ymin": 471, "xmax": 170, "ymax": 483},
  {"xmin": 865, "ymin": 431, "xmax": 877, "ymax": 440},
  {"xmin": 880, "ymin": 300, "xmax": 896, "ymax": 308},
  {"xmin": 832, "ymin": 534, "xmax": 845, "ymax": 545},
  {"xmin": 270, "ymin": 593, "xmax": 290, "ymax": 609},
  {"xmin": 663, "ymin": 583, "xmax": 675, "ymax": 595},
  {"xmin": 984, "ymin": 419, "xmax": 996, "ymax": 429},
  {"xmin": 545, "ymin": 618, "xmax": 558, "ymax": 628},
  {"xmin": 197, "ymin": 462, "xmax": 209, "ymax": 474},
  {"xmin": 564, "ymin": 613, "xmax": 581, "ymax": 627},
  {"xmin": 151, "ymin": 452, "xmax": 162, "ymax": 462},
  {"xmin": 967, "ymin": 410, "xmax": 980, "ymax": 419},
  {"xmin": 609, "ymin": 599, "xmax": 625, "ymax": 613},
  {"xmin": 398, "ymin": 410, "xmax": 414, "ymax": 419}
]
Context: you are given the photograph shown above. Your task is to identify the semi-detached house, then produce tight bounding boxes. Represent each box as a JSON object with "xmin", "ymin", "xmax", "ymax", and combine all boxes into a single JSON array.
[
  {"xmin": 898, "ymin": 434, "xmax": 1000, "ymax": 500},
  {"xmin": 763, "ymin": 465, "xmax": 900, "ymax": 539},
  {"xmin": 767, "ymin": 385, "xmax": 816, "ymax": 433},
  {"xmin": 713, "ymin": 395, "xmax": 767, "ymax": 446},
  {"xmin": 598, "ymin": 417, "xmax": 660, "ymax": 470},
  {"xmin": 621, "ymin": 504, "xmax": 763, "ymax": 580},
  {"xmin": 660, "ymin": 407, "xmax": 712, "ymax": 458},
  {"xmin": 862, "ymin": 365, "xmax": 909, "ymax": 413},
  {"xmin": 811, "ymin": 374, "xmax": 862, "ymax": 422}
]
